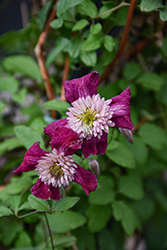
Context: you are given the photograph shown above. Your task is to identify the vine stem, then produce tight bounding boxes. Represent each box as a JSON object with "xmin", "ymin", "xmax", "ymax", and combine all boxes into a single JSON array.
[
  {"xmin": 99, "ymin": 0, "xmax": 137, "ymax": 84},
  {"xmin": 16, "ymin": 210, "xmax": 38, "ymax": 218},
  {"xmin": 35, "ymin": 2, "xmax": 59, "ymax": 118},
  {"xmin": 43, "ymin": 212, "xmax": 54, "ymax": 250},
  {"xmin": 60, "ymin": 53, "xmax": 70, "ymax": 101},
  {"xmin": 92, "ymin": 2, "xmax": 130, "ymax": 20}
]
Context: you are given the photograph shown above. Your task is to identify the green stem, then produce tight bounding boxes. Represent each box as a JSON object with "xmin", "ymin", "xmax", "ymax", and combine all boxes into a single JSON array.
[
  {"xmin": 91, "ymin": 2, "xmax": 130, "ymax": 20},
  {"xmin": 44, "ymin": 212, "xmax": 54, "ymax": 250},
  {"xmin": 16, "ymin": 210, "xmax": 38, "ymax": 218}
]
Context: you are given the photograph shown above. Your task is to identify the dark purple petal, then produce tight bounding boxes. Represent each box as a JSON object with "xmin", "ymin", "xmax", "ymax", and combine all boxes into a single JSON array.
[
  {"xmin": 63, "ymin": 71, "xmax": 99, "ymax": 103},
  {"xmin": 73, "ymin": 164, "xmax": 97, "ymax": 195},
  {"xmin": 82, "ymin": 133, "xmax": 108, "ymax": 158},
  {"xmin": 50, "ymin": 127, "xmax": 82, "ymax": 155},
  {"xmin": 31, "ymin": 179, "xmax": 60, "ymax": 200},
  {"xmin": 44, "ymin": 118, "xmax": 68, "ymax": 138},
  {"xmin": 110, "ymin": 87, "xmax": 134, "ymax": 130},
  {"xmin": 13, "ymin": 142, "xmax": 48, "ymax": 174}
]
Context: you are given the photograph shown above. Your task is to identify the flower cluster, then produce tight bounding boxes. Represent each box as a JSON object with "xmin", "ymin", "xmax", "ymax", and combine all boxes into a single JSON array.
[{"xmin": 14, "ymin": 71, "xmax": 134, "ymax": 200}]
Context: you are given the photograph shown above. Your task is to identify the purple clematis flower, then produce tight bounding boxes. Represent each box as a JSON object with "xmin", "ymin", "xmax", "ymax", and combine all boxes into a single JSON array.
[
  {"xmin": 44, "ymin": 71, "xmax": 134, "ymax": 158},
  {"xmin": 13, "ymin": 127, "xmax": 97, "ymax": 200}
]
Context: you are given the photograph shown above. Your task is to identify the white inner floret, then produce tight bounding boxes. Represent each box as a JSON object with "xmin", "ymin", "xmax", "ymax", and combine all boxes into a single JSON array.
[
  {"xmin": 35, "ymin": 148, "xmax": 77, "ymax": 188},
  {"xmin": 66, "ymin": 94, "xmax": 115, "ymax": 140}
]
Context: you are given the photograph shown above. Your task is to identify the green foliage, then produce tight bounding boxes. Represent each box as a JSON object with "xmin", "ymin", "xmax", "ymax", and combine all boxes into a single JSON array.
[
  {"xmin": 14, "ymin": 125, "xmax": 44, "ymax": 149},
  {"xmin": 53, "ymin": 197, "xmax": 80, "ymax": 212},
  {"xmin": 46, "ymin": 211, "xmax": 86, "ymax": 233},
  {"xmin": 1, "ymin": 0, "xmax": 167, "ymax": 249},
  {"xmin": 3, "ymin": 56, "xmax": 42, "ymax": 82},
  {"xmin": 28, "ymin": 195, "xmax": 50, "ymax": 212}
]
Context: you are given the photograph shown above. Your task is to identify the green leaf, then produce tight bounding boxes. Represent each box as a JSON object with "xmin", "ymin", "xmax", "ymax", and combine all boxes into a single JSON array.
[
  {"xmin": 80, "ymin": 50, "xmax": 97, "ymax": 66},
  {"xmin": 135, "ymin": 197, "xmax": 156, "ymax": 221},
  {"xmin": 123, "ymin": 62, "xmax": 142, "ymax": 80},
  {"xmin": 46, "ymin": 37, "xmax": 70, "ymax": 66},
  {"xmin": 140, "ymin": 0, "xmax": 164, "ymax": 11},
  {"xmin": 72, "ymin": 19, "xmax": 89, "ymax": 31},
  {"xmin": 103, "ymin": 35, "xmax": 115, "ymax": 52},
  {"xmin": 112, "ymin": 201, "xmax": 141, "ymax": 236},
  {"xmin": 67, "ymin": 38, "xmax": 84, "ymax": 58},
  {"xmin": 0, "ymin": 137, "xmax": 21, "ymax": 156},
  {"xmin": 0, "ymin": 206, "xmax": 13, "ymax": 217},
  {"xmin": 50, "ymin": 234, "xmax": 77, "ymax": 248},
  {"xmin": 37, "ymin": 0, "xmax": 52, "ymax": 30},
  {"xmin": 120, "ymin": 135, "xmax": 148, "ymax": 165},
  {"xmin": 43, "ymin": 99, "xmax": 71, "ymax": 111},
  {"xmin": 14, "ymin": 125, "xmax": 44, "ymax": 149},
  {"xmin": 50, "ymin": 18, "xmax": 63, "ymax": 28},
  {"xmin": 3, "ymin": 222, "xmax": 23, "ymax": 246},
  {"xmin": 7, "ymin": 195, "xmax": 21, "ymax": 214},
  {"xmin": 118, "ymin": 171, "xmax": 144, "ymax": 200},
  {"xmin": 138, "ymin": 123, "xmax": 167, "ymax": 150},
  {"xmin": 160, "ymin": 7, "xmax": 167, "ymax": 21},
  {"xmin": 76, "ymin": 0, "xmax": 97, "ymax": 17},
  {"xmin": 136, "ymin": 72, "xmax": 164, "ymax": 91},
  {"xmin": 139, "ymin": 155, "xmax": 166, "ymax": 176},
  {"xmin": 90, "ymin": 23, "xmax": 102, "ymax": 35},
  {"xmin": 18, "ymin": 201, "xmax": 32, "ymax": 212},
  {"xmin": 89, "ymin": 175, "xmax": 115, "ymax": 205},
  {"xmin": 56, "ymin": 0, "xmax": 83, "ymax": 17},
  {"xmin": 98, "ymin": 5, "xmax": 114, "ymax": 19},
  {"xmin": 54, "ymin": 197, "xmax": 80, "ymax": 212},
  {"xmin": 12, "ymin": 87, "xmax": 27, "ymax": 104},
  {"xmin": 105, "ymin": 141, "xmax": 136, "ymax": 168},
  {"xmin": 28, "ymin": 194, "xmax": 50, "ymax": 212},
  {"xmin": 86, "ymin": 205, "xmax": 112, "ymax": 233},
  {"xmin": 0, "ymin": 76, "xmax": 19, "ymax": 93},
  {"xmin": 46, "ymin": 211, "xmax": 86, "ymax": 233},
  {"xmin": 89, "ymin": 188, "xmax": 115, "ymax": 205},
  {"xmin": 15, "ymin": 231, "xmax": 32, "ymax": 248},
  {"xmin": 5, "ymin": 176, "xmax": 32, "ymax": 195},
  {"xmin": 0, "ymin": 100, "xmax": 6, "ymax": 113},
  {"xmin": 111, "ymin": 6, "xmax": 129, "ymax": 26},
  {"xmin": 3, "ymin": 56, "xmax": 42, "ymax": 82},
  {"xmin": 82, "ymin": 33, "xmax": 103, "ymax": 51}
]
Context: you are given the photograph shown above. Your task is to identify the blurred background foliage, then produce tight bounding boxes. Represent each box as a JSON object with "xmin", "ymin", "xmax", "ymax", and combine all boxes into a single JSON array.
[{"xmin": 0, "ymin": 0, "xmax": 167, "ymax": 249}]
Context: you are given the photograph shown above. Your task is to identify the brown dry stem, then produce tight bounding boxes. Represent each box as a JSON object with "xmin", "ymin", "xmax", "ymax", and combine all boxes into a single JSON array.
[
  {"xmin": 99, "ymin": 0, "xmax": 137, "ymax": 84},
  {"xmin": 35, "ymin": 4, "xmax": 58, "ymax": 118}
]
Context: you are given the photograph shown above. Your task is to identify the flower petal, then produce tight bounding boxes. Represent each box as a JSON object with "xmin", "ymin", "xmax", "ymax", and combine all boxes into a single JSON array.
[
  {"xmin": 50, "ymin": 127, "xmax": 82, "ymax": 155},
  {"xmin": 31, "ymin": 179, "xmax": 60, "ymax": 200},
  {"xmin": 73, "ymin": 164, "xmax": 97, "ymax": 195},
  {"xmin": 110, "ymin": 87, "xmax": 134, "ymax": 130},
  {"xmin": 13, "ymin": 142, "xmax": 48, "ymax": 174},
  {"xmin": 44, "ymin": 118, "xmax": 68, "ymax": 138},
  {"xmin": 64, "ymin": 71, "xmax": 99, "ymax": 103},
  {"xmin": 82, "ymin": 133, "xmax": 108, "ymax": 158}
]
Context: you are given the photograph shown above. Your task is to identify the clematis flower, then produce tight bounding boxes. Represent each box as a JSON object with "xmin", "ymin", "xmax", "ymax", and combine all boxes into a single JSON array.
[
  {"xmin": 13, "ymin": 127, "xmax": 97, "ymax": 200},
  {"xmin": 44, "ymin": 71, "xmax": 134, "ymax": 158}
]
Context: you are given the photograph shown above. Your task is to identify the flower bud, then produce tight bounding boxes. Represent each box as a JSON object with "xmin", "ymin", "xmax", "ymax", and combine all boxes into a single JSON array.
[
  {"xmin": 119, "ymin": 128, "xmax": 133, "ymax": 144},
  {"xmin": 89, "ymin": 158, "xmax": 100, "ymax": 179}
]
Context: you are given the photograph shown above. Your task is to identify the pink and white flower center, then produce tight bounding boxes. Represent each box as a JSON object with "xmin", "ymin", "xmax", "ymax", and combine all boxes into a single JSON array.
[
  {"xmin": 66, "ymin": 94, "xmax": 115, "ymax": 140},
  {"xmin": 35, "ymin": 148, "xmax": 77, "ymax": 188}
]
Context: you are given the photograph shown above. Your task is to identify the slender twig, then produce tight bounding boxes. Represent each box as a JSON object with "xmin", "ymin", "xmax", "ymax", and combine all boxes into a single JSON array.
[
  {"xmin": 60, "ymin": 53, "xmax": 70, "ymax": 101},
  {"xmin": 92, "ymin": 2, "xmax": 130, "ymax": 20},
  {"xmin": 99, "ymin": 0, "xmax": 137, "ymax": 84},
  {"xmin": 43, "ymin": 212, "xmax": 54, "ymax": 250},
  {"xmin": 35, "ymin": 3, "xmax": 58, "ymax": 118},
  {"xmin": 124, "ymin": 38, "xmax": 151, "ymax": 58},
  {"xmin": 16, "ymin": 210, "xmax": 38, "ymax": 218}
]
